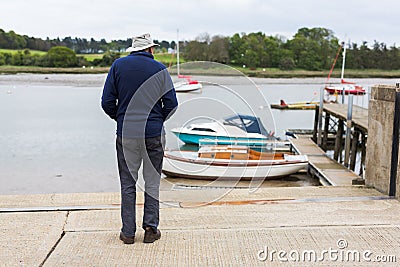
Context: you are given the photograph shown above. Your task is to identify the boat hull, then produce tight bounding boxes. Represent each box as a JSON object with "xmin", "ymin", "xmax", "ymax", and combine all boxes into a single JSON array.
[
  {"xmin": 325, "ymin": 86, "xmax": 366, "ymax": 95},
  {"xmin": 163, "ymin": 151, "xmax": 308, "ymax": 180},
  {"xmin": 174, "ymin": 82, "xmax": 202, "ymax": 92},
  {"xmin": 271, "ymin": 102, "xmax": 318, "ymax": 110},
  {"xmin": 172, "ymin": 132, "xmax": 267, "ymax": 146}
]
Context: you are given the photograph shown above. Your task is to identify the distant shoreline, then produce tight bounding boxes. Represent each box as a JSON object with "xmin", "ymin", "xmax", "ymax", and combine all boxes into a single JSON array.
[
  {"xmin": 1, "ymin": 65, "xmax": 400, "ymax": 79},
  {"xmin": 1, "ymin": 73, "xmax": 397, "ymax": 89},
  {"xmin": 0, "ymin": 66, "xmax": 110, "ymax": 74}
]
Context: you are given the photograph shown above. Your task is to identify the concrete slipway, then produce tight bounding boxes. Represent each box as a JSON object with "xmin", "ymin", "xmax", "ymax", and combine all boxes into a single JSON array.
[{"xmin": 1, "ymin": 186, "xmax": 399, "ymax": 266}]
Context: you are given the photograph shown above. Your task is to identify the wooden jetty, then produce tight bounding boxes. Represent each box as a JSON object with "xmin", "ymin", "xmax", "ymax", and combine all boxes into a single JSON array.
[
  {"xmin": 312, "ymin": 102, "xmax": 368, "ymax": 175},
  {"xmin": 290, "ymin": 102, "xmax": 369, "ymax": 186},
  {"xmin": 290, "ymin": 135, "xmax": 362, "ymax": 186}
]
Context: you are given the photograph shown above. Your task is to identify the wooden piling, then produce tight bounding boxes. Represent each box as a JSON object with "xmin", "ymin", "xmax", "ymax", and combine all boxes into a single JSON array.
[
  {"xmin": 312, "ymin": 106, "xmax": 319, "ymax": 143},
  {"xmin": 334, "ymin": 119, "xmax": 344, "ymax": 161},
  {"xmin": 350, "ymin": 129, "xmax": 360, "ymax": 171},
  {"xmin": 322, "ymin": 113, "xmax": 330, "ymax": 150},
  {"xmin": 359, "ymin": 131, "xmax": 367, "ymax": 176}
]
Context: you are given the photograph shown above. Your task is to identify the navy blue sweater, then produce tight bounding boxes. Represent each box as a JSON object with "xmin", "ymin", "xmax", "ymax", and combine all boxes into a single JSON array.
[{"xmin": 101, "ymin": 52, "xmax": 178, "ymax": 138}]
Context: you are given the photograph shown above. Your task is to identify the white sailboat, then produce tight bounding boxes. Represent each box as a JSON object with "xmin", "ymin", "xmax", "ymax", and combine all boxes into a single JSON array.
[
  {"xmin": 173, "ymin": 29, "xmax": 202, "ymax": 92},
  {"xmin": 324, "ymin": 42, "xmax": 366, "ymax": 95}
]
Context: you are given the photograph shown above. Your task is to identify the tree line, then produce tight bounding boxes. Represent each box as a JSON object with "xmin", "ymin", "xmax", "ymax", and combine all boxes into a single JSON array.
[
  {"xmin": 1, "ymin": 27, "xmax": 400, "ymax": 70},
  {"xmin": 184, "ymin": 28, "xmax": 400, "ymax": 70},
  {"xmin": 0, "ymin": 29, "xmax": 175, "ymax": 53},
  {"xmin": 0, "ymin": 47, "xmax": 122, "ymax": 68}
]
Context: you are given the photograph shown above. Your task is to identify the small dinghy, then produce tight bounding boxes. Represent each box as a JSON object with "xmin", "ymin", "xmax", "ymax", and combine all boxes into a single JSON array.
[{"xmin": 162, "ymin": 145, "xmax": 308, "ymax": 180}]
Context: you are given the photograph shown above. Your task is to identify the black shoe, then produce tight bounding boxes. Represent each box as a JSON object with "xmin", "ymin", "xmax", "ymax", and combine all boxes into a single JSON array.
[
  {"xmin": 143, "ymin": 227, "xmax": 161, "ymax": 243},
  {"xmin": 119, "ymin": 232, "xmax": 135, "ymax": 244}
]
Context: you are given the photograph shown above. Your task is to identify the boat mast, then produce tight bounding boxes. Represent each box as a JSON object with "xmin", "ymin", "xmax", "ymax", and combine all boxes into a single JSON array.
[
  {"xmin": 325, "ymin": 43, "xmax": 343, "ymax": 85},
  {"xmin": 340, "ymin": 42, "xmax": 346, "ymax": 82},
  {"xmin": 177, "ymin": 29, "xmax": 180, "ymax": 76}
]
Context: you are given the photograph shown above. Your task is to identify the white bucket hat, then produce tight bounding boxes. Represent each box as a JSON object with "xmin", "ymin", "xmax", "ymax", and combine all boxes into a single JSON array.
[{"xmin": 126, "ymin": 33, "xmax": 159, "ymax": 52}]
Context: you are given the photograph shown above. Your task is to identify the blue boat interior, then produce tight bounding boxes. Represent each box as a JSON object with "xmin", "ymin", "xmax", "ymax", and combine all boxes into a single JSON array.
[{"xmin": 223, "ymin": 114, "xmax": 269, "ymax": 135}]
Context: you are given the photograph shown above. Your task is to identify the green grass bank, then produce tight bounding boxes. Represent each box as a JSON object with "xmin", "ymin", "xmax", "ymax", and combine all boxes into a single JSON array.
[{"xmin": 2, "ymin": 65, "xmax": 400, "ymax": 78}]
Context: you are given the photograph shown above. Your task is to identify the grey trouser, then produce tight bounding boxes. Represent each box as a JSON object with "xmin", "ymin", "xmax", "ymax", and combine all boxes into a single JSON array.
[{"xmin": 116, "ymin": 135, "xmax": 164, "ymax": 237}]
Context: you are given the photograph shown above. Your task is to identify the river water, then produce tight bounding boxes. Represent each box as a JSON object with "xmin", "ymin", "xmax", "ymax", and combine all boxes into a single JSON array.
[{"xmin": 0, "ymin": 73, "xmax": 396, "ymax": 194}]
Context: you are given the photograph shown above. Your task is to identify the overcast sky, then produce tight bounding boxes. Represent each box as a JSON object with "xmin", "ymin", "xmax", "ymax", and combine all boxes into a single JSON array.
[{"xmin": 1, "ymin": 0, "xmax": 399, "ymax": 46}]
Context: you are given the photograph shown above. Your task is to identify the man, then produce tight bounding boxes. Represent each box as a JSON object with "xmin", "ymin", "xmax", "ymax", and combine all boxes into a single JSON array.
[{"xmin": 101, "ymin": 33, "xmax": 178, "ymax": 244}]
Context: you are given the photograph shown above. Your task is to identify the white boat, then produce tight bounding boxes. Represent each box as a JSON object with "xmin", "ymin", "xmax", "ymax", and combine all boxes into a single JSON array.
[
  {"xmin": 171, "ymin": 114, "xmax": 276, "ymax": 145},
  {"xmin": 174, "ymin": 76, "xmax": 202, "ymax": 92},
  {"xmin": 173, "ymin": 29, "xmax": 202, "ymax": 93},
  {"xmin": 162, "ymin": 145, "xmax": 308, "ymax": 180},
  {"xmin": 324, "ymin": 42, "xmax": 366, "ymax": 95}
]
